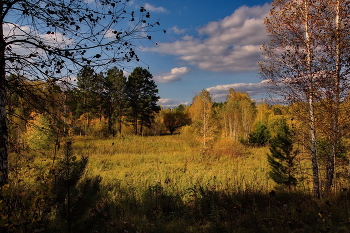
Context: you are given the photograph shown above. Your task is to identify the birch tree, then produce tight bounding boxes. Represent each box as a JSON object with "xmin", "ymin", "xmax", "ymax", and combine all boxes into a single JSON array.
[
  {"xmin": 222, "ymin": 89, "xmax": 256, "ymax": 142},
  {"xmin": 189, "ymin": 90, "xmax": 217, "ymax": 149},
  {"xmin": 261, "ymin": 0, "xmax": 350, "ymax": 197}
]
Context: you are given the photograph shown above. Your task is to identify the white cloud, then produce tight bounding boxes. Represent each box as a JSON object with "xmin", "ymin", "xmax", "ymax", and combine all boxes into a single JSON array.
[
  {"xmin": 145, "ymin": 4, "xmax": 271, "ymax": 73},
  {"xmin": 171, "ymin": 26, "xmax": 186, "ymax": 34},
  {"xmin": 154, "ymin": 67, "xmax": 191, "ymax": 83},
  {"xmin": 158, "ymin": 98, "xmax": 189, "ymax": 108},
  {"xmin": 4, "ymin": 23, "xmax": 72, "ymax": 51},
  {"xmin": 144, "ymin": 3, "xmax": 167, "ymax": 13},
  {"xmin": 206, "ymin": 80, "xmax": 269, "ymax": 102},
  {"xmin": 123, "ymin": 70, "xmax": 131, "ymax": 77}
]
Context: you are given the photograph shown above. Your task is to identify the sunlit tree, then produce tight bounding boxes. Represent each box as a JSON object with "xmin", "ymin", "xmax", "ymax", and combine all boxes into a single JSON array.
[
  {"xmin": 260, "ymin": 0, "xmax": 350, "ymax": 196},
  {"xmin": 222, "ymin": 89, "xmax": 256, "ymax": 142},
  {"xmin": 189, "ymin": 90, "xmax": 217, "ymax": 149}
]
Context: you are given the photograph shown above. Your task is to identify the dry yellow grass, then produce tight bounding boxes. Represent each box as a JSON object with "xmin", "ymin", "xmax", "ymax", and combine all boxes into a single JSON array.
[{"xmin": 69, "ymin": 135, "xmax": 275, "ymax": 200}]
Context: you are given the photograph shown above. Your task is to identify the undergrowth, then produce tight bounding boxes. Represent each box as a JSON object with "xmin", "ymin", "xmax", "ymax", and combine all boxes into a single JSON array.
[{"xmin": 3, "ymin": 135, "xmax": 350, "ymax": 232}]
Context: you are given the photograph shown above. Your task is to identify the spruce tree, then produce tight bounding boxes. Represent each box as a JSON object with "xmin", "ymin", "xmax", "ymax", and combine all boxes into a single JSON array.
[
  {"xmin": 267, "ymin": 120, "xmax": 298, "ymax": 191},
  {"xmin": 248, "ymin": 121, "xmax": 271, "ymax": 147}
]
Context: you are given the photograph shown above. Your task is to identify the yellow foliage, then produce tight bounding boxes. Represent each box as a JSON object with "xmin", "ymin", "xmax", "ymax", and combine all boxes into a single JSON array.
[{"xmin": 211, "ymin": 138, "xmax": 245, "ymax": 158}]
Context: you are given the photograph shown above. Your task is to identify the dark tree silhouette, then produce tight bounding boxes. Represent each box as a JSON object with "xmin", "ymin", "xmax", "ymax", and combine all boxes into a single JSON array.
[
  {"xmin": 124, "ymin": 67, "xmax": 160, "ymax": 135},
  {"xmin": 0, "ymin": 0, "xmax": 161, "ymax": 186},
  {"xmin": 268, "ymin": 120, "xmax": 298, "ymax": 192}
]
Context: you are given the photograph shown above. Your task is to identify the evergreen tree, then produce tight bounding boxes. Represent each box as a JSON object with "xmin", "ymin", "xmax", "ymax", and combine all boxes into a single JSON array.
[
  {"xmin": 248, "ymin": 121, "xmax": 271, "ymax": 147},
  {"xmin": 52, "ymin": 141, "xmax": 102, "ymax": 232},
  {"xmin": 124, "ymin": 67, "xmax": 160, "ymax": 135},
  {"xmin": 102, "ymin": 67, "xmax": 127, "ymax": 136},
  {"xmin": 74, "ymin": 66, "xmax": 104, "ymax": 134},
  {"xmin": 268, "ymin": 120, "xmax": 298, "ymax": 191}
]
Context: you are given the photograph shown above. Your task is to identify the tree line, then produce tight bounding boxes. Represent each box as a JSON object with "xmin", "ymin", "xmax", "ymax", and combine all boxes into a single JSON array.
[
  {"xmin": 72, "ymin": 66, "xmax": 160, "ymax": 136},
  {"xmin": 7, "ymin": 66, "xmax": 161, "ymax": 146}
]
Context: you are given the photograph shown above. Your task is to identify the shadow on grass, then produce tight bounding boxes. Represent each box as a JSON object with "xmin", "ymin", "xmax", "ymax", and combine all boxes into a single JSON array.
[
  {"xmin": 3, "ymin": 177, "xmax": 350, "ymax": 232},
  {"xmin": 81, "ymin": 184, "xmax": 350, "ymax": 233}
]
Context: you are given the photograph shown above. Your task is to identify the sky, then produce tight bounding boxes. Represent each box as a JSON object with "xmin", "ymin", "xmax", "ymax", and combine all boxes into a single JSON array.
[
  {"xmin": 125, "ymin": 0, "xmax": 273, "ymax": 108},
  {"xmin": 5, "ymin": 0, "xmax": 273, "ymax": 108}
]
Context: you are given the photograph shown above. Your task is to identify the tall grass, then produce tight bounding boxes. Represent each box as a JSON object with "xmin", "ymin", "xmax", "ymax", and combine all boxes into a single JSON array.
[
  {"xmin": 72, "ymin": 135, "xmax": 273, "ymax": 199},
  {"xmin": 7, "ymin": 135, "xmax": 350, "ymax": 232}
]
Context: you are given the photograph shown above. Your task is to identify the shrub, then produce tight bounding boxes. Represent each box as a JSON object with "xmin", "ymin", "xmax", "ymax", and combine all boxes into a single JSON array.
[
  {"xmin": 89, "ymin": 118, "xmax": 109, "ymax": 138},
  {"xmin": 212, "ymin": 138, "xmax": 245, "ymax": 157},
  {"xmin": 26, "ymin": 113, "xmax": 56, "ymax": 150},
  {"xmin": 180, "ymin": 125, "xmax": 201, "ymax": 148}
]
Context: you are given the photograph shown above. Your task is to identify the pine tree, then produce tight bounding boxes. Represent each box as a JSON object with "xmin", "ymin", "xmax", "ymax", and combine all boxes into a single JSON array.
[
  {"xmin": 124, "ymin": 67, "xmax": 160, "ymax": 135},
  {"xmin": 103, "ymin": 67, "xmax": 127, "ymax": 136},
  {"xmin": 268, "ymin": 120, "xmax": 298, "ymax": 191}
]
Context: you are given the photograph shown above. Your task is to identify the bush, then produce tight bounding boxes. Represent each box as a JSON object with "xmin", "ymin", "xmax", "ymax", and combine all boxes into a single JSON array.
[
  {"xmin": 89, "ymin": 119, "xmax": 109, "ymax": 138},
  {"xmin": 180, "ymin": 125, "xmax": 200, "ymax": 148},
  {"xmin": 26, "ymin": 113, "xmax": 56, "ymax": 150},
  {"xmin": 211, "ymin": 138, "xmax": 245, "ymax": 157}
]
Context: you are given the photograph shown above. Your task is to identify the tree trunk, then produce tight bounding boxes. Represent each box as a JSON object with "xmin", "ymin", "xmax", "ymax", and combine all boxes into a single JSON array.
[
  {"xmin": 326, "ymin": 0, "xmax": 341, "ymax": 194},
  {"xmin": 0, "ymin": 9, "xmax": 8, "ymax": 186},
  {"xmin": 118, "ymin": 118, "xmax": 122, "ymax": 135},
  {"xmin": 305, "ymin": 0, "xmax": 321, "ymax": 198}
]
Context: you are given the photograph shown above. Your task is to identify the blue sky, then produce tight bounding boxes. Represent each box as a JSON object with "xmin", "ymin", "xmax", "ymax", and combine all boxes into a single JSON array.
[
  {"xmin": 126, "ymin": 0, "xmax": 273, "ymax": 108},
  {"xmin": 5, "ymin": 0, "xmax": 272, "ymax": 108}
]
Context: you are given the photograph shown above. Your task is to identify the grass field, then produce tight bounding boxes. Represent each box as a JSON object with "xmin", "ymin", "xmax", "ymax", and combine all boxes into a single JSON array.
[
  {"xmin": 7, "ymin": 135, "xmax": 350, "ymax": 232},
  {"xmin": 75, "ymin": 135, "xmax": 273, "ymax": 196}
]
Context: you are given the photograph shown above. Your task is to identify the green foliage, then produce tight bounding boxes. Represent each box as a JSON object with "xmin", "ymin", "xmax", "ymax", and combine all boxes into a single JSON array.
[
  {"xmin": 50, "ymin": 141, "xmax": 103, "ymax": 232},
  {"xmin": 75, "ymin": 66, "xmax": 104, "ymax": 119},
  {"xmin": 248, "ymin": 121, "xmax": 271, "ymax": 147},
  {"xmin": 103, "ymin": 67, "xmax": 127, "ymax": 136},
  {"xmin": 268, "ymin": 120, "xmax": 298, "ymax": 190},
  {"xmin": 26, "ymin": 114, "xmax": 56, "ymax": 150},
  {"xmin": 124, "ymin": 67, "xmax": 160, "ymax": 135}
]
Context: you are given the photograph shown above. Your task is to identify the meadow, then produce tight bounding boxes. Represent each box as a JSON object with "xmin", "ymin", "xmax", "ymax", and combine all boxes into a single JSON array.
[{"xmin": 7, "ymin": 134, "xmax": 350, "ymax": 232}]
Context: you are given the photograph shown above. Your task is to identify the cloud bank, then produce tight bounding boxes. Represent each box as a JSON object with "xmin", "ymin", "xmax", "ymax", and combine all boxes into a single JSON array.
[
  {"xmin": 154, "ymin": 67, "xmax": 191, "ymax": 83},
  {"xmin": 158, "ymin": 98, "xmax": 189, "ymax": 108},
  {"xmin": 146, "ymin": 4, "xmax": 270, "ymax": 73},
  {"xmin": 206, "ymin": 80, "xmax": 269, "ymax": 102}
]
